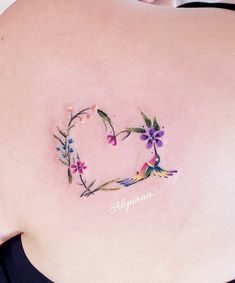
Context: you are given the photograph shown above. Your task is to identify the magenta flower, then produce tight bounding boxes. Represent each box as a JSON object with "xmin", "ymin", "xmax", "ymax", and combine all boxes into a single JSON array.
[
  {"xmin": 140, "ymin": 127, "xmax": 164, "ymax": 149},
  {"xmin": 107, "ymin": 134, "xmax": 117, "ymax": 146},
  {"xmin": 70, "ymin": 160, "xmax": 87, "ymax": 174}
]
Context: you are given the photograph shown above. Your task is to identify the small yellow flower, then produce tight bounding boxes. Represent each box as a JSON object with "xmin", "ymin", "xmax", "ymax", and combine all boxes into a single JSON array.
[
  {"xmin": 79, "ymin": 116, "xmax": 85, "ymax": 123},
  {"xmin": 67, "ymin": 105, "xmax": 74, "ymax": 112},
  {"xmin": 91, "ymin": 104, "xmax": 97, "ymax": 112}
]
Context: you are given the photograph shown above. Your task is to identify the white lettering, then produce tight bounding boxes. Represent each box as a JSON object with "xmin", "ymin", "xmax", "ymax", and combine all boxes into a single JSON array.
[{"xmin": 110, "ymin": 192, "xmax": 153, "ymax": 214}]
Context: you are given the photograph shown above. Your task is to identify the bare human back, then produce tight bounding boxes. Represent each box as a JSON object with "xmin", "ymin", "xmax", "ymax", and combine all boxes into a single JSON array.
[{"xmin": 0, "ymin": 0, "xmax": 235, "ymax": 282}]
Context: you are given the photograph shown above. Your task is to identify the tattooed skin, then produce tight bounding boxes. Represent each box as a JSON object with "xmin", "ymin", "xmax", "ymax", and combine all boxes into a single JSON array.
[{"xmin": 54, "ymin": 105, "xmax": 177, "ymax": 197}]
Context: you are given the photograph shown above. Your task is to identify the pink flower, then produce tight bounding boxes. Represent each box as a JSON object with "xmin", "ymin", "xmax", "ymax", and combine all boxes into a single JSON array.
[
  {"xmin": 70, "ymin": 161, "xmax": 87, "ymax": 174},
  {"xmin": 107, "ymin": 134, "xmax": 117, "ymax": 146}
]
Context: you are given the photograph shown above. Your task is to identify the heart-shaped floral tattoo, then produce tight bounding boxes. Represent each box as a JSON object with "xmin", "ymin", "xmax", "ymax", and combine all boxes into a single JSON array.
[{"xmin": 54, "ymin": 105, "xmax": 177, "ymax": 197}]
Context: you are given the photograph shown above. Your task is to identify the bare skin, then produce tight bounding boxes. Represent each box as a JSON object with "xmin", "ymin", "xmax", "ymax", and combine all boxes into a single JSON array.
[
  {"xmin": 0, "ymin": 0, "xmax": 235, "ymax": 282},
  {"xmin": 141, "ymin": 0, "xmax": 235, "ymax": 5}
]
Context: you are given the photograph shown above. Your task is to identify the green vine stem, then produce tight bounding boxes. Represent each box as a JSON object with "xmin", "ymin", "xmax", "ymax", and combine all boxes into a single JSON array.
[{"xmin": 82, "ymin": 178, "xmax": 122, "ymax": 197}]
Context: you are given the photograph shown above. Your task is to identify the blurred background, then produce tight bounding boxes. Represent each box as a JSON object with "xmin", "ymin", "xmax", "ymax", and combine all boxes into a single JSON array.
[{"xmin": 0, "ymin": 0, "xmax": 15, "ymax": 15}]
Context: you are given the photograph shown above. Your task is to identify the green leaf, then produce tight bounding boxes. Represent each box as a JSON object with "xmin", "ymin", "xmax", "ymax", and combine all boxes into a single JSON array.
[
  {"xmin": 97, "ymin": 109, "xmax": 112, "ymax": 124},
  {"xmin": 88, "ymin": 179, "xmax": 96, "ymax": 189},
  {"xmin": 53, "ymin": 134, "xmax": 65, "ymax": 145},
  {"xmin": 59, "ymin": 158, "xmax": 69, "ymax": 166},
  {"xmin": 68, "ymin": 168, "xmax": 73, "ymax": 183},
  {"xmin": 126, "ymin": 127, "xmax": 146, "ymax": 133},
  {"xmin": 102, "ymin": 119, "xmax": 108, "ymax": 132},
  {"xmin": 122, "ymin": 131, "xmax": 131, "ymax": 140},
  {"xmin": 141, "ymin": 111, "xmax": 152, "ymax": 128},
  {"xmin": 57, "ymin": 127, "xmax": 67, "ymax": 138},
  {"xmin": 153, "ymin": 116, "xmax": 160, "ymax": 131},
  {"xmin": 68, "ymin": 124, "xmax": 75, "ymax": 131}
]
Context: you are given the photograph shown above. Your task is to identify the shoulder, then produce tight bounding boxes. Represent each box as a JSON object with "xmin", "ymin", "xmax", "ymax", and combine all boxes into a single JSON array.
[{"xmin": 0, "ymin": 0, "xmax": 235, "ymax": 248}]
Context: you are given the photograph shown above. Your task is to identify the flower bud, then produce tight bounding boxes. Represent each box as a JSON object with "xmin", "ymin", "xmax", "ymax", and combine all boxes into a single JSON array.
[{"xmin": 67, "ymin": 105, "xmax": 73, "ymax": 112}]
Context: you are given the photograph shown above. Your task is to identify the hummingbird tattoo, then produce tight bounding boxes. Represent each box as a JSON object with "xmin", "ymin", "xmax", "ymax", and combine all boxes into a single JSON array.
[{"xmin": 117, "ymin": 154, "xmax": 177, "ymax": 187}]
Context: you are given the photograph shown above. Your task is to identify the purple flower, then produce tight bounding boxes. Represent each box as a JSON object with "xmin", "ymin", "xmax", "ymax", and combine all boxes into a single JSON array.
[
  {"xmin": 140, "ymin": 127, "xmax": 164, "ymax": 149},
  {"xmin": 70, "ymin": 161, "xmax": 87, "ymax": 174}
]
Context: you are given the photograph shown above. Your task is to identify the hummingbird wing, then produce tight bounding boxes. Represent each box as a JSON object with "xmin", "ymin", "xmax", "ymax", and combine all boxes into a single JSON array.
[
  {"xmin": 117, "ymin": 156, "xmax": 157, "ymax": 187},
  {"xmin": 153, "ymin": 166, "xmax": 177, "ymax": 178},
  {"xmin": 117, "ymin": 174, "xmax": 147, "ymax": 187}
]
